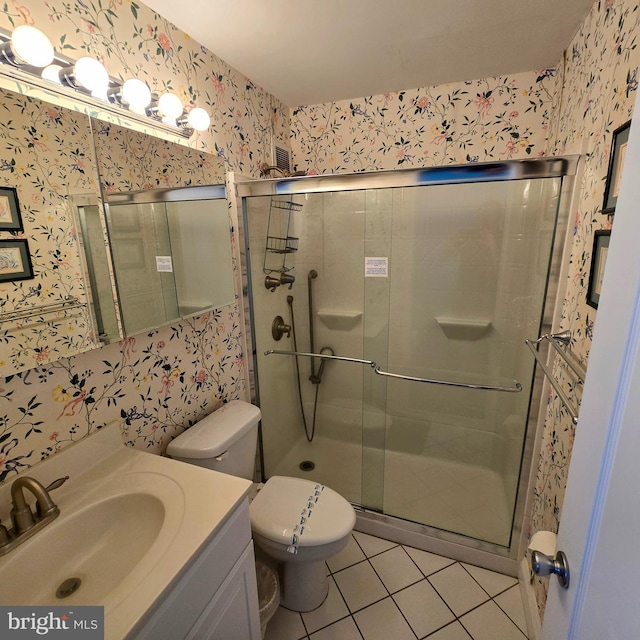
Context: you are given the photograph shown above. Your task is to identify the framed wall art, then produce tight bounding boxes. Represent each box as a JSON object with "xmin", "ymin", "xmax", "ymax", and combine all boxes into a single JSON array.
[
  {"xmin": 0, "ymin": 239, "xmax": 34, "ymax": 282},
  {"xmin": 602, "ymin": 120, "xmax": 631, "ymax": 214},
  {"xmin": 0, "ymin": 187, "xmax": 23, "ymax": 231},
  {"xmin": 586, "ymin": 230, "xmax": 611, "ymax": 309}
]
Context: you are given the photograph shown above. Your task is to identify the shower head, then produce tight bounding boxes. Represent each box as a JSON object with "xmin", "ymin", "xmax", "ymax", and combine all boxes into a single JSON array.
[
  {"xmin": 308, "ymin": 269, "xmax": 318, "ymax": 280},
  {"xmin": 287, "ymin": 295, "xmax": 294, "ymax": 305}
]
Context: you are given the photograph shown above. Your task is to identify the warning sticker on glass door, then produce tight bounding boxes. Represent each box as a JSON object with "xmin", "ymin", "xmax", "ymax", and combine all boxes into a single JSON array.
[{"xmin": 365, "ymin": 257, "xmax": 388, "ymax": 277}]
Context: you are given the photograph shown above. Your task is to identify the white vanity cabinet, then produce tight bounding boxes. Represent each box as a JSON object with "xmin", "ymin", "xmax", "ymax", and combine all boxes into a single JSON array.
[{"xmin": 132, "ymin": 498, "xmax": 261, "ymax": 640}]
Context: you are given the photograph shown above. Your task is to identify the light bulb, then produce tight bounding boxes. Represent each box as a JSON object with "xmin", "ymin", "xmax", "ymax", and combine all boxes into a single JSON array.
[
  {"xmin": 41, "ymin": 64, "xmax": 63, "ymax": 84},
  {"xmin": 187, "ymin": 107, "xmax": 210, "ymax": 131},
  {"xmin": 157, "ymin": 92, "xmax": 183, "ymax": 120},
  {"xmin": 72, "ymin": 57, "xmax": 109, "ymax": 95},
  {"xmin": 10, "ymin": 25, "xmax": 54, "ymax": 67},
  {"xmin": 121, "ymin": 78, "xmax": 151, "ymax": 113}
]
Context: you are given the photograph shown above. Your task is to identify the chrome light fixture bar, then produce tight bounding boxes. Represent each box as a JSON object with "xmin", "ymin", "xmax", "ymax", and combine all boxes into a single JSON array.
[{"xmin": 0, "ymin": 26, "xmax": 211, "ymax": 139}]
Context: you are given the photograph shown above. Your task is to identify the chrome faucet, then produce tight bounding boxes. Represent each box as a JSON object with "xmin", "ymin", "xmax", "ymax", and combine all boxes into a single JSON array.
[{"xmin": 0, "ymin": 475, "xmax": 68, "ymax": 556}]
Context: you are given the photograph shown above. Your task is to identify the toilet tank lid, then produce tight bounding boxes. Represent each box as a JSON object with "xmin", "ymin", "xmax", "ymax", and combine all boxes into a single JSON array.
[{"xmin": 166, "ymin": 400, "xmax": 261, "ymax": 459}]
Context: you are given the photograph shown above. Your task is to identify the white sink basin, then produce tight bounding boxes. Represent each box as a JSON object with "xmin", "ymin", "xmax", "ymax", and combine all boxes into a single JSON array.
[
  {"xmin": 0, "ymin": 423, "xmax": 252, "ymax": 639},
  {"xmin": 0, "ymin": 486, "xmax": 169, "ymax": 606}
]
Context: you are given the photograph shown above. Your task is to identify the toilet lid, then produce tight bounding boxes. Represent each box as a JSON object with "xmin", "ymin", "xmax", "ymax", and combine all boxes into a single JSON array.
[{"xmin": 250, "ymin": 476, "xmax": 355, "ymax": 548}]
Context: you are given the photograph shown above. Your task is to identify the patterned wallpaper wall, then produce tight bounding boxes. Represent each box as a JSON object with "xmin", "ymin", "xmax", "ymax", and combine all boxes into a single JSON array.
[
  {"xmin": 0, "ymin": 88, "xmax": 101, "ymax": 377},
  {"xmin": 290, "ymin": 69, "xmax": 560, "ymax": 172},
  {"xmin": 529, "ymin": 0, "xmax": 639, "ymax": 609},
  {"xmin": 0, "ymin": 0, "xmax": 286, "ymax": 481}
]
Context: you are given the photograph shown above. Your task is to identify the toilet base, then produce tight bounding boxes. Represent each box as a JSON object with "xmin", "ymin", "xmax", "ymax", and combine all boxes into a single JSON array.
[{"xmin": 280, "ymin": 559, "xmax": 329, "ymax": 612}]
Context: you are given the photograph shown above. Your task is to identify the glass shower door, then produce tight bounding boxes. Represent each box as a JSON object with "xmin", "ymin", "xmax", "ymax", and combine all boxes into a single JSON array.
[
  {"xmin": 363, "ymin": 178, "xmax": 561, "ymax": 547},
  {"xmin": 243, "ymin": 168, "xmax": 563, "ymax": 550}
]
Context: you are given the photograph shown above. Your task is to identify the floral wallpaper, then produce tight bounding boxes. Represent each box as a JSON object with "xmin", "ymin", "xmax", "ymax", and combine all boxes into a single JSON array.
[
  {"xmin": 290, "ymin": 69, "xmax": 560, "ymax": 172},
  {"xmin": 0, "ymin": 87, "xmax": 100, "ymax": 377},
  {"xmin": 529, "ymin": 0, "xmax": 639, "ymax": 611},
  {"xmin": 0, "ymin": 0, "xmax": 286, "ymax": 480},
  {"xmin": 92, "ymin": 120, "xmax": 225, "ymax": 193}
]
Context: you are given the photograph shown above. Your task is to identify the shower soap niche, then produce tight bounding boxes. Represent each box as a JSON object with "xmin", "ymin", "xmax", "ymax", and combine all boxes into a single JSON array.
[
  {"xmin": 317, "ymin": 310, "xmax": 363, "ymax": 331},
  {"xmin": 435, "ymin": 316, "xmax": 492, "ymax": 340}
]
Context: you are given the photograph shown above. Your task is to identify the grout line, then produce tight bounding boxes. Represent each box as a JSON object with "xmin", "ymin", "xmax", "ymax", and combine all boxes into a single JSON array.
[{"xmin": 272, "ymin": 538, "xmax": 527, "ymax": 640}]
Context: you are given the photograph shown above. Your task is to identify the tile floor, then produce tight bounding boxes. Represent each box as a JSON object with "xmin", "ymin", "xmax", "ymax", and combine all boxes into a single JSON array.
[{"xmin": 264, "ymin": 531, "xmax": 528, "ymax": 640}]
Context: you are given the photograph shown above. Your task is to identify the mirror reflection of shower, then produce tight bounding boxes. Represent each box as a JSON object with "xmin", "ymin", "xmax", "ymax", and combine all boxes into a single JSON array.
[{"xmin": 288, "ymin": 270, "xmax": 334, "ymax": 442}]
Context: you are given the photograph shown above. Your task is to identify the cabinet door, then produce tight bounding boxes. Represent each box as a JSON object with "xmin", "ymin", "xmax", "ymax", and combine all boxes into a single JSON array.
[{"xmin": 186, "ymin": 543, "xmax": 261, "ymax": 640}]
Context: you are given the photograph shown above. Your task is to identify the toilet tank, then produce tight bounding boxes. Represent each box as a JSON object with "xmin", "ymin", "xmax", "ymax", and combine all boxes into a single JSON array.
[{"xmin": 166, "ymin": 400, "xmax": 261, "ymax": 480}]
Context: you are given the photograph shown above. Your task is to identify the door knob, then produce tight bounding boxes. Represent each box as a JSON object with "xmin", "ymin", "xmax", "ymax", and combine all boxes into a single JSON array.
[{"xmin": 530, "ymin": 549, "xmax": 570, "ymax": 589}]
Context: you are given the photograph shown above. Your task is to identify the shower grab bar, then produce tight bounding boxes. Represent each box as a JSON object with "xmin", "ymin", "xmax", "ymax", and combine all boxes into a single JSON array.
[
  {"xmin": 264, "ymin": 349, "xmax": 522, "ymax": 393},
  {"xmin": 525, "ymin": 332, "xmax": 582, "ymax": 425}
]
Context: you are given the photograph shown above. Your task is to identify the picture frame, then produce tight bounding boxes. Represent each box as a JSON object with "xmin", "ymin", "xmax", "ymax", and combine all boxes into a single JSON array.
[
  {"xmin": 0, "ymin": 239, "xmax": 34, "ymax": 282},
  {"xmin": 602, "ymin": 120, "xmax": 631, "ymax": 214},
  {"xmin": 586, "ymin": 230, "xmax": 611, "ymax": 309},
  {"xmin": 0, "ymin": 186, "xmax": 23, "ymax": 231}
]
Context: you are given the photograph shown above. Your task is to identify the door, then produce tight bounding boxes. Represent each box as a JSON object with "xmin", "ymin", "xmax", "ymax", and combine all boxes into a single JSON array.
[{"xmin": 541, "ymin": 104, "xmax": 640, "ymax": 636}]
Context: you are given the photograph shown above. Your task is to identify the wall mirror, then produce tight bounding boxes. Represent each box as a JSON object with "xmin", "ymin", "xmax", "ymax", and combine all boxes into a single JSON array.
[
  {"xmin": 0, "ymin": 81, "xmax": 233, "ymax": 375},
  {"xmin": 81, "ymin": 185, "xmax": 233, "ymax": 341},
  {"xmin": 87, "ymin": 120, "xmax": 232, "ymax": 343}
]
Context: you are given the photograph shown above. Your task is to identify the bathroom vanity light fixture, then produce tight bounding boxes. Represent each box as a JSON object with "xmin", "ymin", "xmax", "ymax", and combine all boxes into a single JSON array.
[
  {"xmin": 59, "ymin": 57, "xmax": 111, "ymax": 98},
  {"xmin": 0, "ymin": 25, "xmax": 55, "ymax": 68},
  {"xmin": 0, "ymin": 26, "xmax": 211, "ymax": 138},
  {"xmin": 108, "ymin": 78, "xmax": 153, "ymax": 114}
]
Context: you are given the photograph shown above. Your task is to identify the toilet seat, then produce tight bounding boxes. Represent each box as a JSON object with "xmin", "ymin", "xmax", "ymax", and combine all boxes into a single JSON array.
[{"xmin": 250, "ymin": 476, "xmax": 355, "ymax": 549}]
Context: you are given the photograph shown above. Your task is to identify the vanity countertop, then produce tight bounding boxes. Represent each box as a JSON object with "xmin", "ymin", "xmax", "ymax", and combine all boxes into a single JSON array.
[{"xmin": 0, "ymin": 423, "xmax": 252, "ymax": 639}]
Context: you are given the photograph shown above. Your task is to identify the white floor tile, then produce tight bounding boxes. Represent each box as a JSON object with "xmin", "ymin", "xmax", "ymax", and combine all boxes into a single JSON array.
[
  {"xmin": 393, "ymin": 579, "xmax": 456, "ymax": 638},
  {"xmin": 369, "ymin": 546, "xmax": 423, "ymax": 593},
  {"xmin": 403, "ymin": 545, "xmax": 455, "ymax": 577},
  {"xmin": 462, "ymin": 563, "xmax": 518, "ymax": 596},
  {"xmin": 309, "ymin": 616, "xmax": 362, "ymax": 640},
  {"xmin": 422, "ymin": 620, "xmax": 473, "ymax": 640},
  {"xmin": 264, "ymin": 605, "xmax": 307, "ymax": 640},
  {"xmin": 353, "ymin": 530, "xmax": 398, "ymax": 557},
  {"xmin": 326, "ymin": 534, "xmax": 366, "ymax": 573},
  {"xmin": 428, "ymin": 563, "xmax": 490, "ymax": 617},
  {"xmin": 353, "ymin": 597, "xmax": 416, "ymax": 640},
  {"xmin": 333, "ymin": 561, "xmax": 388, "ymax": 613},
  {"xmin": 301, "ymin": 578, "xmax": 350, "ymax": 634},
  {"xmin": 459, "ymin": 600, "xmax": 527, "ymax": 640},
  {"xmin": 494, "ymin": 585, "xmax": 528, "ymax": 635}
]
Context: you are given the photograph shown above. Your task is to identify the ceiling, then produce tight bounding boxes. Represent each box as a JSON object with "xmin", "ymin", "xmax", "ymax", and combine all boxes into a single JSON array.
[{"xmin": 143, "ymin": 0, "xmax": 595, "ymax": 107}]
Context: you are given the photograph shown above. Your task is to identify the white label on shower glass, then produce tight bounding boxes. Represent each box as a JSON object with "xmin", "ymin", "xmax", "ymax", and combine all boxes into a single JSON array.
[
  {"xmin": 156, "ymin": 256, "xmax": 173, "ymax": 272},
  {"xmin": 365, "ymin": 257, "xmax": 388, "ymax": 277}
]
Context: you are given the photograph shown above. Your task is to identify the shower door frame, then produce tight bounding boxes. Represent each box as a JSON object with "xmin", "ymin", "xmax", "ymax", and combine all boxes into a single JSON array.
[{"xmin": 237, "ymin": 156, "xmax": 579, "ymax": 572}]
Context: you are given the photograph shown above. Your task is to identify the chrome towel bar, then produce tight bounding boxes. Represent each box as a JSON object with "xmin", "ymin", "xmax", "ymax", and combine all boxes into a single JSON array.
[
  {"xmin": 264, "ymin": 349, "xmax": 522, "ymax": 393},
  {"xmin": 0, "ymin": 296, "xmax": 84, "ymax": 325},
  {"xmin": 525, "ymin": 331, "xmax": 585, "ymax": 426}
]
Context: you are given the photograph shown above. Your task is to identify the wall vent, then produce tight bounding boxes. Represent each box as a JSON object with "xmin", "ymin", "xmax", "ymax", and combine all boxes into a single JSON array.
[{"xmin": 272, "ymin": 141, "xmax": 292, "ymax": 174}]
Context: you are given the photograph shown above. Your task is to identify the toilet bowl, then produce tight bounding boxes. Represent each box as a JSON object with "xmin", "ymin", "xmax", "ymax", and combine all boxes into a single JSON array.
[
  {"xmin": 166, "ymin": 400, "xmax": 356, "ymax": 612},
  {"xmin": 250, "ymin": 475, "xmax": 355, "ymax": 611}
]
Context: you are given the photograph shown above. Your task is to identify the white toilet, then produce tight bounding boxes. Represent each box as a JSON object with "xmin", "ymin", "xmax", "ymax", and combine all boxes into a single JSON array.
[{"xmin": 166, "ymin": 400, "xmax": 356, "ymax": 612}]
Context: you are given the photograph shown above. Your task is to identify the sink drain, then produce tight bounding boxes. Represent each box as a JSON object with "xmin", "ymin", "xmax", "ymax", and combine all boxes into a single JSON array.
[
  {"xmin": 299, "ymin": 460, "xmax": 315, "ymax": 472},
  {"xmin": 56, "ymin": 577, "xmax": 81, "ymax": 599}
]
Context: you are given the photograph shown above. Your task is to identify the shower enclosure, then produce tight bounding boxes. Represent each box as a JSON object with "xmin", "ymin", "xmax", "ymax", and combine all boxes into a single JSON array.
[{"xmin": 238, "ymin": 158, "xmax": 576, "ymax": 564}]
